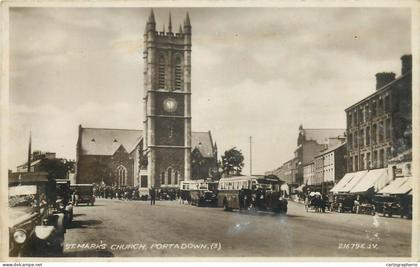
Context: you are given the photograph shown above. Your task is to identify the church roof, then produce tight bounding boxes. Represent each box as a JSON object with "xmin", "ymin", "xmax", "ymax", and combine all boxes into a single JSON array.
[
  {"xmin": 79, "ymin": 128, "xmax": 143, "ymax": 156},
  {"xmin": 191, "ymin": 131, "xmax": 215, "ymax": 158},
  {"xmin": 79, "ymin": 127, "xmax": 216, "ymax": 158},
  {"xmin": 302, "ymin": 128, "xmax": 345, "ymax": 145}
]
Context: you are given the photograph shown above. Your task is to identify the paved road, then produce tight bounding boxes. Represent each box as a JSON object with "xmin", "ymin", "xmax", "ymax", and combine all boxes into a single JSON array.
[{"xmin": 62, "ymin": 198, "xmax": 411, "ymax": 257}]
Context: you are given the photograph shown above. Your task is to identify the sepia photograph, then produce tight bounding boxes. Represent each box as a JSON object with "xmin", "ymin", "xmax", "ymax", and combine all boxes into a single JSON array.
[{"xmin": 2, "ymin": 2, "xmax": 418, "ymax": 261}]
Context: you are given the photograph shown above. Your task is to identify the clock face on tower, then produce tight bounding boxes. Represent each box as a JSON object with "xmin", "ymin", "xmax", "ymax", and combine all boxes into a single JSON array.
[{"xmin": 163, "ymin": 98, "xmax": 178, "ymax": 113}]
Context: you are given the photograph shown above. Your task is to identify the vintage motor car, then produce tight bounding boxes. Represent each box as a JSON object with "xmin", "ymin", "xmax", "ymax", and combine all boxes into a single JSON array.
[
  {"xmin": 8, "ymin": 172, "xmax": 65, "ymax": 257},
  {"xmin": 55, "ymin": 179, "xmax": 73, "ymax": 226},
  {"xmin": 331, "ymin": 193, "xmax": 356, "ymax": 213},
  {"xmin": 71, "ymin": 184, "xmax": 95, "ymax": 206}
]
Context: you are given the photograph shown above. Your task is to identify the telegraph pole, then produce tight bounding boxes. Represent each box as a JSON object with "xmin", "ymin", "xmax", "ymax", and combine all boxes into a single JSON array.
[{"xmin": 249, "ymin": 136, "xmax": 252, "ymax": 176}]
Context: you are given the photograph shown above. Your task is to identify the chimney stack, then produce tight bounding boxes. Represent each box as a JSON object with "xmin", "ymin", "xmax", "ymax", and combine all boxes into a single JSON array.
[
  {"xmin": 401, "ymin": 54, "xmax": 412, "ymax": 75},
  {"xmin": 375, "ymin": 72, "xmax": 395, "ymax": 90}
]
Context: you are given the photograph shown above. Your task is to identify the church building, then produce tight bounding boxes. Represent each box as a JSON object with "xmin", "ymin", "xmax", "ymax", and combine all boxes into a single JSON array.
[{"xmin": 75, "ymin": 10, "xmax": 218, "ymax": 193}]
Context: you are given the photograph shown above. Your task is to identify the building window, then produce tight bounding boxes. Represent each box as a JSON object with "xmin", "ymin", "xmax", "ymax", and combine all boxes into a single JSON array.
[
  {"xmin": 348, "ymin": 133, "xmax": 353, "ymax": 148},
  {"xmin": 360, "ymin": 154, "xmax": 365, "ymax": 170},
  {"xmin": 174, "ymin": 56, "xmax": 182, "ymax": 91},
  {"xmin": 366, "ymin": 152, "xmax": 371, "ymax": 169},
  {"xmin": 160, "ymin": 172, "xmax": 165, "ymax": 185},
  {"xmin": 378, "ymin": 98, "xmax": 383, "ymax": 115},
  {"xmin": 365, "ymin": 105, "xmax": 370, "ymax": 121},
  {"xmin": 372, "ymin": 124, "xmax": 377, "ymax": 144},
  {"xmin": 373, "ymin": 151, "xmax": 378, "ymax": 168},
  {"xmin": 158, "ymin": 56, "xmax": 166, "ymax": 89},
  {"xmin": 366, "ymin": 126, "xmax": 370, "ymax": 146},
  {"xmin": 379, "ymin": 149, "xmax": 385, "ymax": 168},
  {"xmin": 378, "ymin": 121, "xmax": 384, "ymax": 143},
  {"xmin": 384, "ymin": 95, "xmax": 390, "ymax": 113},
  {"xmin": 371, "ymin": 101, "xmax": 377, "ymax": 117},
  {"xmin": 167, "ymin": 167, "xmax": 172, "ymax": 185},
  {"xmin": 359, "ymin": 108, "xmax": 364, "ymax": 124},
  {"xmin": 355, "ymin": 155, "xmax": 359, "ymax": 171},
  {"xmin": 353, "ymin": 133, "xmax": 358, "ymax": 149},
  {"xmin": 348, "ymin": 113, "xmax": 352, "ymax": 128},
  {"xmin": 116, "ymin": 165, "xmax": 127, "ymax": 186},
  {"xmin": 359, "ymin": 129, "xmax": 364, "ymax": 147},
  {"xmin": 174, "ymin": 171, "xmax": 179, "ymax": 185},
  {"xmin": 385, "ymin": 118, "xmax": 391, "ymax": 140}
]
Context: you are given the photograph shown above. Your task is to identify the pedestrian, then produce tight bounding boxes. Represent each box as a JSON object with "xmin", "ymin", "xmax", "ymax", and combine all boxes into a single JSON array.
[{"xmin": 150, "ymin": 187, "xmax": 156, "ymax": 205}]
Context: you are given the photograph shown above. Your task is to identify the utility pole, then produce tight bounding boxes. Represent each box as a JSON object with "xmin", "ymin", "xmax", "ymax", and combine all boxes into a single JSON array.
[
  {"xmin": 249, "ymin": 136, "xmax": 252, "ymax": 176},
  {"xmin": 27, "ymin": 131, "xmax": 32, "ymax": 173}
]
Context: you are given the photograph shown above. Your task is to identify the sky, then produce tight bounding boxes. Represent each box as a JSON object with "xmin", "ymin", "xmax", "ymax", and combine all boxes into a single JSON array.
[{"xmin": 9, "ymin": 7, "xmax": 411, "ymax": 174}]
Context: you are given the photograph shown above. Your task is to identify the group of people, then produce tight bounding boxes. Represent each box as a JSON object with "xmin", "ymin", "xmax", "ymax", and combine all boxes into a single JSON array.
[{"xmin": 92, "ymin": 183, "xmax": 180, "ymax": 202}]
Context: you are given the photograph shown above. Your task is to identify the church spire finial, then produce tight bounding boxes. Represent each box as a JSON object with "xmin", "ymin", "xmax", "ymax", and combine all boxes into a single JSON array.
[
  {"xmin": 168, "ymin": 12, "xmax": 172, "ymax": 33},
  {"xmin": 179, "ymin": 24, "xmax": 183, "ymax": 34}
]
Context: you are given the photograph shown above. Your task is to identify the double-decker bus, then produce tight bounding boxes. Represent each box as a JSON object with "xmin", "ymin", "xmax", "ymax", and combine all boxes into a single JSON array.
[{"xmin": 217, "ymin": 176, "xmax": 287, "ymax": 213}]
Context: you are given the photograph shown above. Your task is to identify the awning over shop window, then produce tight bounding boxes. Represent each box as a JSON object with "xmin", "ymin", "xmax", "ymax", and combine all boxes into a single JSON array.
[
  {"xmin": 378, "ymin": 177, "xmax": 408, "ymax": 194},
  {"xmin": 396, "ymin": 178, "xmax": 412, "ymax": 194},
  {"xmin": 330, "ymin": 172, "xmax": 355, "ymax": 193},
  {"xmin": 340, "ymin": 170, "xmax": 368, "ymax": 193},
  {"xmin": 350, "ymin": 168, "xmax": 389, "ymax": 194}
]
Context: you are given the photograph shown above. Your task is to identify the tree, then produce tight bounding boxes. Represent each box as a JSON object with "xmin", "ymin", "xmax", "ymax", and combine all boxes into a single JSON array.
[
  {"xmin": 38, "ymin": 158, "xmax": 71, "ymax": 181},
  {"xmin": 221, "ymin": 147, "xmax": 244, "ymax": 177}
]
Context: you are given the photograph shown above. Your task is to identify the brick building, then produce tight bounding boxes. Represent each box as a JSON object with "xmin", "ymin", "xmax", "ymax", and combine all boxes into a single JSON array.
[{"xmin": 345, "ymin": 55, "xmax": 412, "ymax": 172}]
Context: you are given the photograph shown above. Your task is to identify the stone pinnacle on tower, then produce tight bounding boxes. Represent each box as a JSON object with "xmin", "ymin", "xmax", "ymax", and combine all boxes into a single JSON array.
[
  {"xmin": 147, "ymin": 9, "xmax": 156, "ymax": 32},
  {"xmin": 168, "ymin": 12, "xmax": 172, "ymax": 33},
  {"xmin": 179, "ymin": 24, "xmax": 183, "ymax": 34},
  {"xmin": 148, "ymin": 9, "xmax": 155, "ymax": 24},
  {"xmin": 183, "ymin": 12, "xmax": 191, "ymax": 34}
]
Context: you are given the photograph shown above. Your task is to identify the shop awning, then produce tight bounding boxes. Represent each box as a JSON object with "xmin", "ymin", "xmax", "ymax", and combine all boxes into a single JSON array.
[
  {"xmin": 350, "ymin": 168, "xmax": 389, "ymax": 194},
  {"xmin": 378, "ymin": 177, "xmax": 408, "ymax": 194},
  {"xmin": 330, "ymin": 172, "xmax": 355, "ymax": 193},
  {"xmin": 393, "ymin": 177, "xmax": 412, "ymax": 195},
  {"xmin": 340, "ymin": 170, "xmax": 368, "ymax": 193}
]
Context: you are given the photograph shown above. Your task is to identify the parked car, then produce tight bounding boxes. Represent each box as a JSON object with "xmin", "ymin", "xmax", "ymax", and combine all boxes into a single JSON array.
[
  {"xmin": 331, "ymin": 193, "xmax": 356, "ymax": 213},
  {"xmin": 8, "ymin": 173, "xmax": 65, "ymax": 257},
  {"xmin": 71, "ymin": 184, "xmax": 95, "ymax": 206}
]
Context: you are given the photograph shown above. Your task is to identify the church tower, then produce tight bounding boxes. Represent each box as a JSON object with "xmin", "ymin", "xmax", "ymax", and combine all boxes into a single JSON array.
[{"xmin": 143, "ymin": 10, "xmax": 192, "ymax": 188}]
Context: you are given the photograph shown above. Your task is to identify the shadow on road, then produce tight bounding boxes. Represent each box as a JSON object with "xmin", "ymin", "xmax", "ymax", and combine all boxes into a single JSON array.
[
  {"xmin": 63, "ymin": 250, "xmax": 114, "ymax": 257},
  {"xmin": 68, "ymin": 219, "xmax": 103, "ymax": 229}
]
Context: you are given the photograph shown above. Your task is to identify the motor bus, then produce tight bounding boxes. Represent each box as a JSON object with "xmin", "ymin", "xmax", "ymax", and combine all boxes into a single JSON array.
[
  {"xmin": 180, "ymin": 180, "xmax": 218, "ymax": 206},
  {"xmin": 217, "ymin": 176, "xmax": 288, "ymax": 213}
]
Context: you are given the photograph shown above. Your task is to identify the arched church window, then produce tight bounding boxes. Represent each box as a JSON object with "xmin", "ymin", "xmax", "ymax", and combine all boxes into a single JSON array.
[
  {"xmin": 160, "ymin": 172, "xmax": 165, "ymax": 185},
  {"xmin": 174, "ymin": 171, "xmax": 179, "ymax": 185},
  {"xmin": 158, "ymin": 56, "xmax": 166, "ymax": 89},
  {"xmin": 116, "ymin": 165, "xmax": 127, "ymax": 186},
  {"xmin": 174, "ymin": 56, "xmax": 182, "ymax": 90},
  {"xmin": 167, "ymin": 167, "xmax": 172, "ymax": 185}
]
